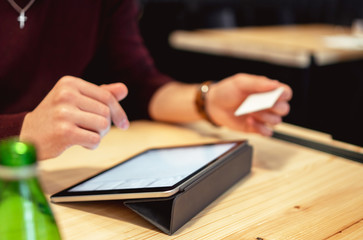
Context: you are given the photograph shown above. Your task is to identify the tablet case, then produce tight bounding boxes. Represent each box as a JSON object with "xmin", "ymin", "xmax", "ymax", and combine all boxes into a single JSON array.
[{"xmin": 124, "ymin": 142, "xmax": 253, "ymax": 235}]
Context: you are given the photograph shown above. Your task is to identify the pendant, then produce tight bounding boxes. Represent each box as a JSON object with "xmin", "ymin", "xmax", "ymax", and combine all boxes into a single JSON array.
[{"xmin": 17, "ymin": 10, "xmax": 27, "ymax": 29}]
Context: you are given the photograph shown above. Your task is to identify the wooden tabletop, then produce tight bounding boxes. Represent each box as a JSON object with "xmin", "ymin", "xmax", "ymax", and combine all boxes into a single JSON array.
[
  {"xmin": 169, "ymin": 24, "xmax": 363, "ymax": 68},
  {"xmin": 39, "ymin": 120, "xmax": 363, "ymax": 239}
]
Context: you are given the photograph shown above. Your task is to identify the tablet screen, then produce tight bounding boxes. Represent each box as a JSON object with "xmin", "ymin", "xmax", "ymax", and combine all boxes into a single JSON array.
[
  {"xmin": 69, "ymin": 142, "xmax": 236, "ymax": 192},
  {"xmin": 51, "ymin": 141, "xmax": 246, "ymax": 202}
]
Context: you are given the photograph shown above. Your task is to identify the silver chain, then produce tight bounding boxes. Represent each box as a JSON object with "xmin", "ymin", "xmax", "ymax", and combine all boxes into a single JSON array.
[{"xmin": 7, "ymin": 0, "xmax": 36, "ymax": 29}]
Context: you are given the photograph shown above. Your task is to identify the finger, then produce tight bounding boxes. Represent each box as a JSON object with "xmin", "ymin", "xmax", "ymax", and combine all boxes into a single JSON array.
[
  {"xmin": 233, "ymin": 74, "xmax": 280, "ymax": 94},
  {"xmin": 270, "ymin": 101, "xmax": 290, "ymax": 116},
  {"xmin": 278, "ymin": 85, "xmax": 293, "ymax": 101},
  {"xmin": 246, "ymin": 116, "xmax": 274, "ymax": 136},
  {"xmin": 76, "ymin": 94, "xmax": 111, "ymax": 119},
  {"xmin": 99, "ymin": 83, "xmax": 130, "ymax": 129},
  {"xmin": 250, "ymin": 111, "xmax": 282, "ymax": 126},
  {"xmin": 68, "ymin": 126, "xmax": 102, "ymax": 150},
  {"xmin": 75, "ymin": 81, "xmax": 129, "ymax": 129},
  {"xmin": 100, "ymin": 83, "xmax": 128, "ymax": 101},
  {"xmin": 109, "ymin": 102, "xmax": 129, "ymax": 130},
  {"xmin": 50, "ymin": 120, "xmax": 102, "ymax": 153},
  {"xmin": 73, "ymin": 79, "xmax": 121, "ymax": 106},
  {"xmin": 65, "ymin": 108, "xmax": 110, "ymax": 136}
]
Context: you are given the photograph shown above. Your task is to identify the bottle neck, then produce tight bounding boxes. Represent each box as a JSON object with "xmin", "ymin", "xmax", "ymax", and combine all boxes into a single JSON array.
[{"xmin": 0, "ymin": 164, "xmax": 37, "ymax": 180}]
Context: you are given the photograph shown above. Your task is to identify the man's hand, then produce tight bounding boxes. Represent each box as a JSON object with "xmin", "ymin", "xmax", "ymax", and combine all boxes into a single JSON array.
[
  {"xmin": 207, "ymin": 73, "xmax": 292, "ymax": 136},
  {"xmin": 20, "ymin": 76, "xmax": 129, "ymax": 160}
]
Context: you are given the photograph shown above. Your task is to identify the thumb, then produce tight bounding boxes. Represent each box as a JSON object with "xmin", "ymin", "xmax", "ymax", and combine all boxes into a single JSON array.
[
  {"xmin": 101, "ymin": 83, "xmax": 128, "ymax": 101},
  {"xmin": 235, "ymin": 75, "xmax": 280, "ymax": 94}
]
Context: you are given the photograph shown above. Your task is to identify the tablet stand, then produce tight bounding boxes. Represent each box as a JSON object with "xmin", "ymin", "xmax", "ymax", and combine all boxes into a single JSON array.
[{"xmin": 124, "ymin": 142, "xmax": 253, "ymax": 235}]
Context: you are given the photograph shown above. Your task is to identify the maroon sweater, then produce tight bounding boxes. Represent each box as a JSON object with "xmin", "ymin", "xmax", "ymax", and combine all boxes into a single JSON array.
[{"xmin": 0, "ymin": 0, "xmax": 173, "ymax": 138}]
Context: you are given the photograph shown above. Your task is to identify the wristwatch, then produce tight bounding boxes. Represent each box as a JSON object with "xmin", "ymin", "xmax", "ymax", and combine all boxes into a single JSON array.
[{"xmin": 195, "ymin": 81, "xmax": 218, "ymax": 126}]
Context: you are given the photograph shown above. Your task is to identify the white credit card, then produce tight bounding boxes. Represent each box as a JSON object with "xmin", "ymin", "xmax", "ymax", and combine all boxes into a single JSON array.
[{"xmin": 234, "ymin": 87, "xmax": 284, "ymax": 116}]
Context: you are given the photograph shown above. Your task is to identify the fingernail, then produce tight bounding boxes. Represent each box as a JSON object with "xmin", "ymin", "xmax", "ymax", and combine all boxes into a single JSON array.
[
  {"xmin": 120, "ymin": 119, "xmax": 129, "ymax": 130},
  {"xmin": 270, "ymin": 80, "xmax": 280, "ymax": 86}
]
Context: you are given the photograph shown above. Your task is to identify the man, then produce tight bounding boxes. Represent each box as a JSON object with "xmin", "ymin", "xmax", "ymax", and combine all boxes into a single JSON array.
[{"xmin": 0, "ymin": 0, "xmax": 292, "ymax": 159}]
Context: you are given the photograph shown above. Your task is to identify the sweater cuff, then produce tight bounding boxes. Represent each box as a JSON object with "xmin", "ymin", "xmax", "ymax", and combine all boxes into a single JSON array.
[{"xmin": 0, "ymin": 112, "xmax": 27, "ymax": 139}]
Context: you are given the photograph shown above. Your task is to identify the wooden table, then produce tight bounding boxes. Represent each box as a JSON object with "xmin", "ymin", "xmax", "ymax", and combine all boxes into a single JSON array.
[
  {"xmin": 169, "ymin": 24, "xmax": 363, "ymax": 68},
  {"xmin": 39, "ymin": 120, "xmax": 363, "ymax": 239}
]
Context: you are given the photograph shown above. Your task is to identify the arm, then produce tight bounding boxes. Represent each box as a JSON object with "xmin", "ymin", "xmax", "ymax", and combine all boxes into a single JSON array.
[
  {"xmin": 149, "ymin": 81, "xmax": 201, "ymax": 123},
  {"xmin": 149, "ymin": 73, "xmax": 292, "ymax": 136},
  {"xmin": 2, "ymin": 0, "xmax": 158, "ymax": 160}
]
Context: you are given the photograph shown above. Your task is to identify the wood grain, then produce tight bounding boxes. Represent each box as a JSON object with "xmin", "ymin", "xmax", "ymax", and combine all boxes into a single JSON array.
[{"xmin": 38, "ymin": 120, "xmax": 363, "ymax": 239}]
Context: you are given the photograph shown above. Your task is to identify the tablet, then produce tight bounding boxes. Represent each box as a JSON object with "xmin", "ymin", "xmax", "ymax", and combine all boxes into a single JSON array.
[{"xmin": 51, "ymin": 140, "xmax": 247, "ymax": 203}]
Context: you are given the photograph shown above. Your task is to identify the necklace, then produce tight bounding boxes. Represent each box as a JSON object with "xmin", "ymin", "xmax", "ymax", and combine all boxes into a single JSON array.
[{"xmin": 7, "ymin": 0, "xmax": 36, "ymax": 29}]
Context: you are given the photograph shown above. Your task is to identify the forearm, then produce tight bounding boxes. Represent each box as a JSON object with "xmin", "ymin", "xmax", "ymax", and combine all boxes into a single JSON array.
[
  {"xmin": 148, "ymin": 81, "xmax": 203, "ymax": 123},
  {"xmin": 148, "ymin": 74, "xmax": 292, "ymax": 137}
]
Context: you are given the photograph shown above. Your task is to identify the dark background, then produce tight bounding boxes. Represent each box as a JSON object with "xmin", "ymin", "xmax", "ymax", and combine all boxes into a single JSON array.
[{"xmin": 136, "ymin": 0, "xmax": 363, "ymax": 146}]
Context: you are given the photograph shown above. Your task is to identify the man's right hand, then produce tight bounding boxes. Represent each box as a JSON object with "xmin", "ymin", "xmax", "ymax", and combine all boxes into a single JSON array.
[{"xmin": 20, "ymin": 76, "xmax": 129, "ymax": 160}]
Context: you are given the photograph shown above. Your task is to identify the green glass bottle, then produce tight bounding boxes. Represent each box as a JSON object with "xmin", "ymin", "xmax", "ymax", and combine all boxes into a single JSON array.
[{"xmin": 0, "ymin": 138, "xmax": 62, "ymax": 240}]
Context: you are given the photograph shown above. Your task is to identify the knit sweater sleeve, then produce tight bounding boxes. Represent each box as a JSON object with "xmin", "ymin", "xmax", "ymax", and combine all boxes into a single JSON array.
[
  {"xmin": 103, "ymin": 0, "xmax": 175, "ymax": 120},
  {"xmin": 0, "ymin": 112, "xmax": 27, "ymax": 139}
]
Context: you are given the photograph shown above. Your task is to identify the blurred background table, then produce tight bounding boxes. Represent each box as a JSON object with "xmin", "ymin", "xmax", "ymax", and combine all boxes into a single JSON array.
[
  {"xmin": 169, "ymin": 24, "xmax": 363, "ymax": 67},
  {"xmin": 137, "ymin": 0, "xmax": 363, "ymax": 146},
  {"xmin": 167, "ymin": 24, "xmax": 363, "ymax": 147},
  {"xmin": 40, "ymin": 120, "xmax": 363, "ymax": 239}
]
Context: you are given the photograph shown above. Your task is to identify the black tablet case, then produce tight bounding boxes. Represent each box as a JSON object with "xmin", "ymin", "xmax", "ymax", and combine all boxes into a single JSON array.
[{"xmin": 124, "ymin": 142, "xmax": 253, "ymax": 235}]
